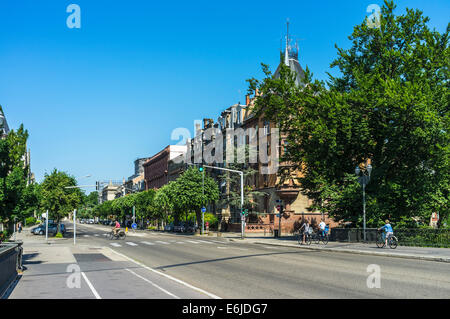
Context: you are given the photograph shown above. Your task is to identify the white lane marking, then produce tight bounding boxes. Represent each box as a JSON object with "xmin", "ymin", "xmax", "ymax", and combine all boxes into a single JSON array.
[
  {"xmin": 186, "ymin": 240, "xmax": 200, "ymax": 244},
  {"xmin": 83, "ymin": 235, "xmax": 90, "ymax": 237},
  {"xmin": 195, "ymin": 240, "xmax": 213, "ymax": 244},
  {"xmin": 155, "ymin": 241, "xmax": 170, "ymax": 245},
  {"xmin": 126, "ymin": 242, "xmax": 138, "ymax": 246},
  {"xmin": 125, "ymin": 269, "xmax": 179, "ymax": 299},
  {"xmin": 217, "ymin": 246, "xmax": 228, "ymax": 249},
  {"xmin": 108, "ymin": 248, "xmax": 221, "ymax": 299},
  {"xmin": 81, "ymin": 272, "xmax": 101, "ymax": 299},
  {"xmin": 94, "ymin": 234, "xmax": 100, "ymax": 237},
  {"xmin": 176, "ymin": 242, "xmax": 186, "ymax": 244},
  {"xmin": 209, "ymin": 240, "xmax": 228, "ymax": 244},
  {"xmin": 110, "ymin": 243, "xmax": 121, "ymax": 247},
  {"xmin": 142, "ymin": 241, "xmax": 155, "ymax": 245}
]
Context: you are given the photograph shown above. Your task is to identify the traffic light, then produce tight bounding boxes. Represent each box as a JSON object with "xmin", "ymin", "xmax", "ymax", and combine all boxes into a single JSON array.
[
  {"xmin": 198, "ymin": 165, "xmax": 204, "ymax": 172},
  {"xmin": 95, "ymin": 181, "xmax": 99, "ymax": 191}
]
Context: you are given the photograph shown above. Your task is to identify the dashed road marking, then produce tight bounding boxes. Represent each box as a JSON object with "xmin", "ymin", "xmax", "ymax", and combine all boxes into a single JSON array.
[
  {"xmin": 195, "ymin": 240, "xmax": 213, "ymax": 244},
  {"xmin": 110, "ymin": 243, "xmax": 121, "ymax": 247},
  {"xmin": 125, "ymin": 269, "xmax": 179, "ymax": 299},
  {"xmin": 186, "ymin": 240, "xmax": 200, "ymax": 244},
  {"xmin": 155, "ymin": 241, "xmax": 170, "ymax": 245},
  {"xmin": 142, "ymin": 241, "xmax": 155, "ymax": 245},
  {"xmin": 126, "ymin": 242, "xmax": 138, "ymax": 246}
]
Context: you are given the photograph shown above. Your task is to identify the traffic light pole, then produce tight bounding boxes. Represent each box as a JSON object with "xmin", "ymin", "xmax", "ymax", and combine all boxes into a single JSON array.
[
  {"xmin": 187, "ymin": 163, "xmax": 245, "ymax": 238},
  {"xmin": 202, "ymin": 169, "xmax": 205, "ymax": 235}
]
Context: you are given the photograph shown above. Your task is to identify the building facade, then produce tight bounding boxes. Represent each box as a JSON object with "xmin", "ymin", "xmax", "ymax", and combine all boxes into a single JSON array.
[{"xmin": 144, "ymin": 145, "xmax": 187, "ymax": 190}]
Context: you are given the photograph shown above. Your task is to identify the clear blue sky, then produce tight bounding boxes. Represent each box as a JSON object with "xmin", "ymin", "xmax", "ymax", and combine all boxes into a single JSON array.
[{"xmin": 1, "ymin": 0, "xmax": 448, "ymax": 192}]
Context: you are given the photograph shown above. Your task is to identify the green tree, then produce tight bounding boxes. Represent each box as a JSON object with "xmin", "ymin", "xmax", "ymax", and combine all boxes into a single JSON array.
[
  {"xmin": 172, "ymin": 167, "xmax": 219, "ymax": 226},
  {"xmin": 248, "ymin": 0, "xmax": 449, "ymax": 227},
  {"xmin": 134, "ymin": 189, "xmax": 156, "ymax": 226},
  {"xmin": 0, "ymin": 121, "xmax": 31, "ymax": 228},
  {"xmin": 40, "ymin": 169, "xmax": 83, "ymax": 232},
  {"xmin": 154, "ymin": 182, "xmax": 176, "ymax": 227}
]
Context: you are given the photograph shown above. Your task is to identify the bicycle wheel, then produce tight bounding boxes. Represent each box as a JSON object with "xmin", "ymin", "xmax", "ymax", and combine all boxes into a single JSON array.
[
  {"xmin": 108, "ymin": 232, "xmax": 113, "ymax": 240},
  {"xmin": 376, "ymin": 235, "xmax": 385, "ymax": 248},
  {"xmin": 321, "ymin": 235, "xmax": 329, "ymax": 245},
  {"xmin": 314, "ymin": 233, "xmax": 320, "ymax": 245},
  {"xmin": 306, "ymin": 234, "xmax": 312, "ymax": 245},
  {"xmin": 389, "ymin": 236, "xmax": 398, "ymax": 249},
  {"xmin": 297, "ymin": 233, "xmax": 303, "ymax": 245}
]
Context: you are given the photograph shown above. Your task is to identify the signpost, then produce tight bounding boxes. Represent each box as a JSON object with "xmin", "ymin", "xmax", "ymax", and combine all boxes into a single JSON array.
[
  {"xmin": 45, "ymin": 210, "xmax": 48, "ymax": 243},
  {"xmin": 73, "ymin": 209, "xmax": 77, "ymax": 245},
  {"xmin": 201, "ymin": 206, "xmax": 206, "ymax": 235}
]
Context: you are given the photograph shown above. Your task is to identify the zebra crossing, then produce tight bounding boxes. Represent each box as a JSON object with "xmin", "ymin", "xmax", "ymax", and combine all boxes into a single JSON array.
[{"xmin": 108, "ymin": 238, "xmax": 228, "ymax": 248}]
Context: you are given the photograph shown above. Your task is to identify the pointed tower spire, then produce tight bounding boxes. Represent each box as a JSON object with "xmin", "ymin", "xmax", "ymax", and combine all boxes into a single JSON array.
[{"xmin": 284, "ymin": 18, "xmax": 289, "ymax": 66}]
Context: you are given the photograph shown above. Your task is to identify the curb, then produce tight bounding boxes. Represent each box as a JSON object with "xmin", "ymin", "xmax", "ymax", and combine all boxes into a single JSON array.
[{"xmin": 246, "ymin": 240, "xmax": 450, "ymax": 263}]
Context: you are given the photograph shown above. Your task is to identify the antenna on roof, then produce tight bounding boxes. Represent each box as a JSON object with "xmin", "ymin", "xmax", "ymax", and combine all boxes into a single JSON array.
[{"xmin": 284, "ymin": 18, "xmax": 290, "ymax": 66}]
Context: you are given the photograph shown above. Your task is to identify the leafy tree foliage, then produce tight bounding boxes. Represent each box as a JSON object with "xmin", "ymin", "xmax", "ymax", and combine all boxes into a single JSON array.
[
  {"xmin": 248, "ymin": 0, "xmax": 449, "ymax": 227},
  {"xmin": 40, "ymin": 169, "xmax": 83, "ymax": 225}
]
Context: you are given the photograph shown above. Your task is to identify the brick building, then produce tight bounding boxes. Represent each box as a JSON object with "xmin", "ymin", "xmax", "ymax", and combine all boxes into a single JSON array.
[{"xmin": 144, "ymin": 145, "xmax": 187, "ymax": 190}]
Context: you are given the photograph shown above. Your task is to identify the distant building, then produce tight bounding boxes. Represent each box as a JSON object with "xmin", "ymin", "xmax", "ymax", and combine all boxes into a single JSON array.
[
  {"xmin": 144, "ymin": 145, "xmax": 187, "ymax": 190},
  {"xmin": 0, "ymin": 106, "xmax": 35, "ymax": 185},
  {"xmin": 101, "ymin": 181, "xmax": 122, "ymax": 203},
  {"xmin": 123, "ymin": 157, "xmax": 151, "ymax": 194},
  {"xmin": 0, "ymin": 107, "xmax": 10, "ymax": 138}
]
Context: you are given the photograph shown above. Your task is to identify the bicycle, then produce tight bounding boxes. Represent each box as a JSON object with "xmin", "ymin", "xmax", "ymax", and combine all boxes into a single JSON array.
[
  {"xmin": 297, "ymin": 230, "xmax": 312, "ymax": 245},
  {"xmin": 313, "ymin": 230, "xmax": 329, "ymax": 245},
  {"xmin": 376, "ymin": 230, "xmax": 398, "ymax": 249},
  {"xmin": 109, "ymin": 229, "xmax": 126, "ymax": 240}
]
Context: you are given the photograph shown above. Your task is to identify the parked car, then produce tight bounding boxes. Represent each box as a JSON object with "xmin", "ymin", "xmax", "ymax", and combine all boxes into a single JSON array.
[
  {"xmin": 164, "ymin": 223, "xmax": 174, "ymax": 232},
  {"xmin": 31, "ymin": 223, "xmax": 66, "ymax": 236}
]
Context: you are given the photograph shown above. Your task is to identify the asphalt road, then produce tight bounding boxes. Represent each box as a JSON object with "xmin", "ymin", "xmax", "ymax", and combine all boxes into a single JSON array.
[{"xmin": 65, "ymin": 222, "xmax": 450, "ymax": 299}]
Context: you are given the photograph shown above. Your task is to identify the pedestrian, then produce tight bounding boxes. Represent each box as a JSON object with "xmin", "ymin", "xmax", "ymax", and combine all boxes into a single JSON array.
[{"xmin": 18, "ymin": 222, "xmax": 22, "ymax": 233}]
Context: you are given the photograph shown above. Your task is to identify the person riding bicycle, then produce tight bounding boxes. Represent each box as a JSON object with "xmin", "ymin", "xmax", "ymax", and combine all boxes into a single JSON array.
[
  {"xmin": 299, "ymin": 221, "xmax": 310, "ymax": 244},
  {"xmin": 112, "ymin": 220, "xmax": 121, "ymax": 236},
  {"xmin": 318, "ymin": 219, "xmax": 327, "ymax": 237},
  {"xmin": 378, "ymin": 219, "xmax": 393, "ymax": 247}
]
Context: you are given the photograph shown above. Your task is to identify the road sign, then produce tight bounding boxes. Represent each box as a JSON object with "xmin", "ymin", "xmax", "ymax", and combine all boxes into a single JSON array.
[
  {"xmin": 131, "ymin": 223, "xmax": 137, "ymax": 230},
  {"xmin": 201, "ymin": 207, "xmax": 206, "ymax": 213}
]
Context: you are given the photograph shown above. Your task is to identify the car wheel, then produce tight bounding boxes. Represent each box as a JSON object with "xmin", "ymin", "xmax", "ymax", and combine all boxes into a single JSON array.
[{"xmin": 39, "ymin": 230, "xmax": 44, "ymax": 235}]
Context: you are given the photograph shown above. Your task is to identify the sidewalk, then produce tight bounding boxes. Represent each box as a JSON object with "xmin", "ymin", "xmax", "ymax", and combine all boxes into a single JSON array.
[{"xmin": 5, "ymin": 227, "xmax": 215, "ymax": 299}]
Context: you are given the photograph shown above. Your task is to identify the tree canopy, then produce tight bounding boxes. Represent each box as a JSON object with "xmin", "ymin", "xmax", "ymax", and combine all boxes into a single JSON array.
[{"xmin": 248, "ymin": 0, "xmax": 449, "ymax": 227}]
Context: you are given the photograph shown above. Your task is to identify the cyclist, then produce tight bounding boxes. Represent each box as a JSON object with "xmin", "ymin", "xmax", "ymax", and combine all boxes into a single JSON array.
[
  {"xmin": 378, "ymin": 219, "xmax": 393, "ymax": 247},
  {"xmin": 112, "ymin": 220, "xmax": 121, "ymax": 236},
  {"xmin": 318, "ymin": 219, "xmax": 326, "ymax": 237},
  {"xmin": 299, "ymin": 221, "xmax": 310, "ymax": 244}
]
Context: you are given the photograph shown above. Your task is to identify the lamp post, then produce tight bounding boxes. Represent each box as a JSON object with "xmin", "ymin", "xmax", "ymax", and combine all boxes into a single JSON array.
[{"xmin": 355, "ymin": 164, "xmax": 372, "ymax": 242}]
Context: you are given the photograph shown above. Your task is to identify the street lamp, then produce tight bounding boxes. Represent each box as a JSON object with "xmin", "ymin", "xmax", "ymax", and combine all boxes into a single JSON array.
[{"xmin": 355, "ymin": 164, "xmax": 372, "ymax": 242}]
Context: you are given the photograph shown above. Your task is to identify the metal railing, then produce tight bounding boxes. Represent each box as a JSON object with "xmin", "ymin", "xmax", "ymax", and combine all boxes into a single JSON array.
[
  {"xmin": 330, "ymin": 228, "xmax": 450, "ymax": 248},
  {"xmin": 0, "ymin": 241, "xmax": 23, "ymax": 298}
]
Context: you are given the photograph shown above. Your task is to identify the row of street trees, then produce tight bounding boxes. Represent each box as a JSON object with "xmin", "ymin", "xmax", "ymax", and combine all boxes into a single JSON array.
[
  {"xmin": 94, "ymin": 167, "xmax": 220, "ymax": 229},
  {"xmin": 247, "ymin": 0, "xmax": 449, "ymax": 228},
  {"xmin": 0, "ymin": 108, "xmax": 87, "ymax": 235}
]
